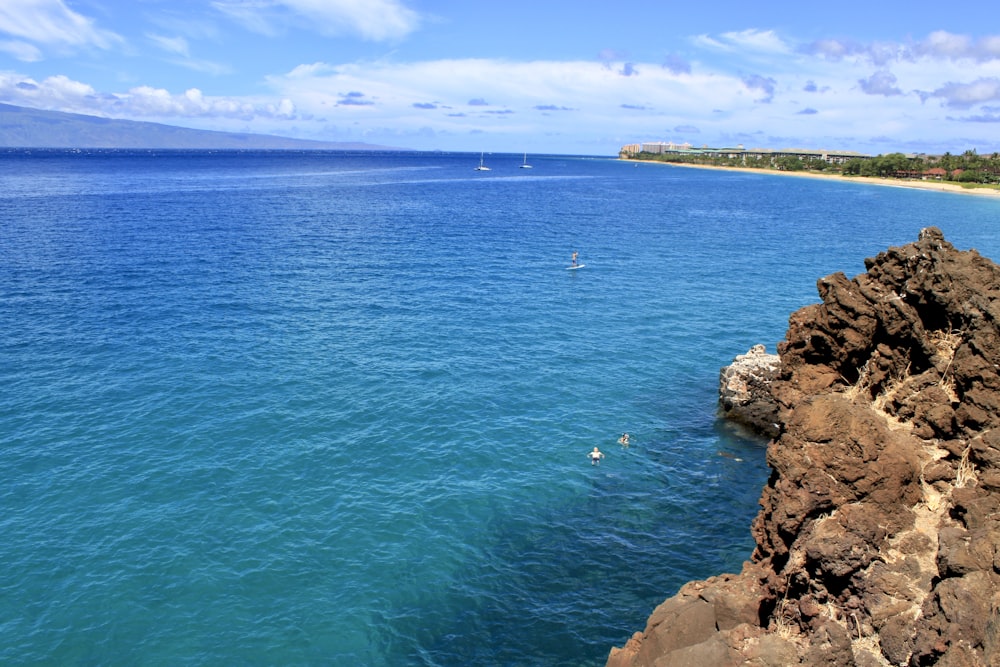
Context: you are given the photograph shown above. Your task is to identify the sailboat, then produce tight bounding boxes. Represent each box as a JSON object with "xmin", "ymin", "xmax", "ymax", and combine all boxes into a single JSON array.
[
  {"xmin": 474, "ymin": 152, "xmax": 491, "ymax": 171},
  {"xmin": 520, "ymin": 152, "xmax": 533, "ymax": 169}
]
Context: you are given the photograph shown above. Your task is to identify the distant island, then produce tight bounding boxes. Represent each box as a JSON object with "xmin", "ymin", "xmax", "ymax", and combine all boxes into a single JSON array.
[
  {"xmin": 0, "ymin": 103, "xmax": 401, "ymax": 151},
  {"xmin": 621, "ymin": 142, "xmax": 1000, "ymax": 192}
]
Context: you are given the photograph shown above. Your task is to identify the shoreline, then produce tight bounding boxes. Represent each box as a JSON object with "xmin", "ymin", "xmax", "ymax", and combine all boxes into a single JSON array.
[{"xmin": 628, "ymin": 159, "xmax": 1000, "ymax": 198}]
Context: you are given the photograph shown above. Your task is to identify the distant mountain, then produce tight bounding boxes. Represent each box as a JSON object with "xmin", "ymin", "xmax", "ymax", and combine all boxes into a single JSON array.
[{"xmin": 0, "ymin": 103, "xmax": 400, "ymax": 150}]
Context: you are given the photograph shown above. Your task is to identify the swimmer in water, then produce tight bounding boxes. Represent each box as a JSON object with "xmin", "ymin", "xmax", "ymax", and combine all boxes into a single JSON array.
[
  {"xmin": 618, "ymin": 432, "xmax": 630, "ymax": 447},
  {"xmin": 589, "ymin": 446, "xmax": 604, "ymax": 465}
]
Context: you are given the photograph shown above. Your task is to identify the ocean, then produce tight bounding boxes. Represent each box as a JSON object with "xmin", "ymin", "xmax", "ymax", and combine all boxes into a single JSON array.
[{"xmin": 2, "ymin": 150, "xmax": 999, "ymax": 666}]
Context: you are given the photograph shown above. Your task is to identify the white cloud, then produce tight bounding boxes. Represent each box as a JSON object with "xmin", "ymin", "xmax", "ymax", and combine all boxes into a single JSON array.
[
  {"xmin": 694, "ymin": 29, "xmax": 790, "ymax": 58},
  {"xmin": 209, "ymin": 1, "xmax": 280, "ymax": 37},
  {"xmin": 915, "ymin": 31, "xmax": 1000, "ymax": 62},
  {"xmin": 807, "ymin": 39, "xmax": 860, "ymax": 60},
  {"xmin": 921, "ymin": 31, "xmax": 972, "ymax": 59},
  {"xmin": 804, "ymin": 38, "xmax": 904, "ymax": 67},
  {"xmin": 692, "ymin": 34, "xmax": 728, "ymax": 51},
  {"xmin": 809, "ymin": 31, "xmax": 1000, "ymax": 69},
  {"xmin": 859, "ymin": 70, "xmax": 903, "ymax": 96},
  {"xmin": 283, "ymin": 0, "xmax": 420, "ymax": 39},
  {"xmin": 250, "ymin": 42, "xmax": 1000, "ymax": 151},
  {"xmin": 0, "ymin": 72, "xmax": 99, "ymax": 109},
  {"xmin": 5, "ymin": 25, "xmax": 1000, "ymax": 153},
  {"xmin": 146, "ymin": 11, "xmax": 222, "ymax": 43},
  {"xmin": 147, "ymin": 33, "xmax": 190, "ymax": 58},
  {"xmin": 742, "ymin": 74, "xmax": 776, "ymax": 102},
  {"xmin": 0, "ymin": 0, "xmax": 121, "ymax": 51},
  {"xmin": 212, "ymin": 0, "xmax": 420, "ymax": 41},
  {"xmin": 717, "ymin": 29, "xmax": 790, "ymax": 54},
  {"xmin": 0, "ymin": 39, "xmax": 41, "ymax": 61},
  {"xmin": 286, "ymin": 62, "xmax": 339, "ymax": 79},
  {"xmin": 146, "ymin": 33, "xmax": 231, "ymax": 75},
  {"xmin": 981, "ymin": 36, "xmax": 1000, "ymax": 60},
  {"xmin": 932, "ymin": 78, "xmax": 1000, "ymax": 108},
  {"xmin": 260, "ymin": 57, "xmax": 775, "ymax": 145},
  {"xmin": 119, "ymin": 85, "xmax": 296, "ymax": 119},
  {"xmin": 662, "ymin": 54, "xmax": 691, "ymax": 75},
  {"xmin": 0, "ymin": 72, "xmax": 295, "ymax": 122}
]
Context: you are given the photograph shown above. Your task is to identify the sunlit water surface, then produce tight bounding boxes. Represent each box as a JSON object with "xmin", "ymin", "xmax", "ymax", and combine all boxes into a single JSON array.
[{"xmin": 2, "ymin": 150, "xmax": 999, "ymax": 665}]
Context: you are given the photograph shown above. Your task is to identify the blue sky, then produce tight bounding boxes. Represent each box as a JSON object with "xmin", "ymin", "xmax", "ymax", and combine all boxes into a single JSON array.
[{"xmin": 2, "ymin": 0, "xmax": 1000, "ymax": 154}]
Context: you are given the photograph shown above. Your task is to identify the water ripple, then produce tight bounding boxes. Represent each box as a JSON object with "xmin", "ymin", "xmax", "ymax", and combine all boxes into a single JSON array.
[{"xmin": 3, "ymin": 151, "xmax": 1000, "ymax": 665}]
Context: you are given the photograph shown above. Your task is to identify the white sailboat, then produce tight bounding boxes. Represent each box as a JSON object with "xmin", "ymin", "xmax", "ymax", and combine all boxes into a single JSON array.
[
  {"xmin": 474, "ymin": 152, "xmax": 491, "ymax": 171},
  {"xmin": 520, "ymin": 152, "xmax": 533, "ymax": 169}
]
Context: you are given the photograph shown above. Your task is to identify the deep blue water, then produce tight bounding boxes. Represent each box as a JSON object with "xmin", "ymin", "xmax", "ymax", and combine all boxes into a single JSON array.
[{"xmin": 2, "ymin": 150, "xmax": 999, "ymax": 666}]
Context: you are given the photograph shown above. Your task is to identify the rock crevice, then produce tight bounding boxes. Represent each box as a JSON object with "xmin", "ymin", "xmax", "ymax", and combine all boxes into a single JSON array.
[{"xmin": 608, "ymin": 228, "xmax": 1000, "ymax": 666}]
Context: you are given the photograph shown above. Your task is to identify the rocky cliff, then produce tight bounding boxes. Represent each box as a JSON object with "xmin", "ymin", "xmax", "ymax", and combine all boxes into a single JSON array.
[{"xmin": 607, "ymin": 228, "xmax": 1000, "ymax": 666}]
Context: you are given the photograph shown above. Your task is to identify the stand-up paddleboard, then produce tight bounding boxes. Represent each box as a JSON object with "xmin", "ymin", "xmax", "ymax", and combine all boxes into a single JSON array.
[{"xmin": 566, "ymin": 264, "xmax": 586, "ymax": 270}]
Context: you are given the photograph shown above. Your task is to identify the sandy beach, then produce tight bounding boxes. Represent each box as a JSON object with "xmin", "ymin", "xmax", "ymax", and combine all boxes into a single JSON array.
[{"xmin": 631, "ymin": 159, "xmax": 1000, "ymax": 199}]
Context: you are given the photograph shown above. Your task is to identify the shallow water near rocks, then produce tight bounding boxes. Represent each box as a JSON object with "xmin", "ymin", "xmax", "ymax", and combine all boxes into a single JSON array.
[{"xmin": 2, "ymin": 150, "xmax": 999, "ymax": 665}]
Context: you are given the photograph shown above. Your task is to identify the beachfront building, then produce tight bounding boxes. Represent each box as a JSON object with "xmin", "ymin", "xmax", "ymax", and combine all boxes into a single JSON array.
[
  {"xmin": 638, "ymin": 141, "xmax": 694, "ymax": 154},
  {"xmin": 743, "ymin": 148, "xmax": 870, "ymax": 165},
  {"xmin": 620, "ymin": 142, "xmax": 871, "ymax": 165}
]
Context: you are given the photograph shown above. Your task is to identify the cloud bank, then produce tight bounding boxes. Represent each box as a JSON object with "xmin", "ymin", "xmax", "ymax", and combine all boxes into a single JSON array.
[{"xmin": 2, "ymin": 0, "xmax": 1000, "ymax": 154}]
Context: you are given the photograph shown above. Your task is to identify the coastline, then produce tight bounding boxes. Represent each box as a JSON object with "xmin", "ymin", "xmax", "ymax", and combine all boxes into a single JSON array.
[{"xmin": 629, "ymin": 159, "xmax": 1000, "ymax": 198}]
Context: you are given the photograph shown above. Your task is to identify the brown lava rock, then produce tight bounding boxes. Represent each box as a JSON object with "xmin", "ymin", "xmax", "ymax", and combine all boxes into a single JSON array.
[{"xmin": 607, "ymin": 228, "xmax": 1000, "ymax": 666}]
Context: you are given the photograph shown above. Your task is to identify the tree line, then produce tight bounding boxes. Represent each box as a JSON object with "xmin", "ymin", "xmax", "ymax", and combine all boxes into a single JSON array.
[
  {"xmin": 624, "ymin": 149, "xmax": 1000, "ymax": 185},
  {"xmin": 842, "ymin": 150, "xmax": 1000, "ymax": 183}
]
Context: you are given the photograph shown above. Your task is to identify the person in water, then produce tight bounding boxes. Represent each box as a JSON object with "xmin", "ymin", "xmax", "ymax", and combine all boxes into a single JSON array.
[
  {"xmin": 618, "ymin": 432, "xmax": 630, "ymax": 447},
  {"xmin": 571, "ymin": 251, "xmax": 578, "ymax": 267},
  {"xmin": 589, "ymin": 446, "xmax": 604, "ymax": 465}
]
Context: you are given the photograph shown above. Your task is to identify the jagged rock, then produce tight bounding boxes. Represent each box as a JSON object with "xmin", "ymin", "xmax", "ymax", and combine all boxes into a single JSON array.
[
  {"xmin": 607, "ymin": 229, "xmax": 1000, "ymax": 666},
  {"xmin": 720, "ymin": 344, "xmax": 782, "ymax": 437}
]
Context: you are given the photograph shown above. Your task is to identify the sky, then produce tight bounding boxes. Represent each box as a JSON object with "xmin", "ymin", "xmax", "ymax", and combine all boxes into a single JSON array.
[{"xmin": 2, "ymin": 0, "xmax": 1000, "ymax": 155}]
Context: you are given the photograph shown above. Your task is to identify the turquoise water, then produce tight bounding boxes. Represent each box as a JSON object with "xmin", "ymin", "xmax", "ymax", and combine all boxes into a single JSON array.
[{"xmin": 2, "ymin": 151, "xmax": 999, "ymax": 665}]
